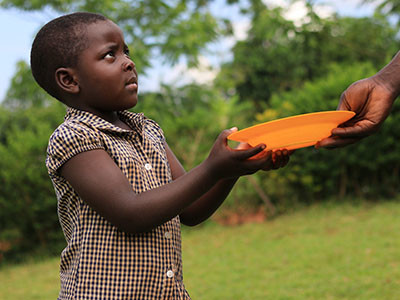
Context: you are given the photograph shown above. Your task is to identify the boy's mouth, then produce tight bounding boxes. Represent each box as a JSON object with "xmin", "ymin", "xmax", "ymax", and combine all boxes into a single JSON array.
[{"xmin": 126, "ymin": 76, "xmax": 138, "ymax": 89}]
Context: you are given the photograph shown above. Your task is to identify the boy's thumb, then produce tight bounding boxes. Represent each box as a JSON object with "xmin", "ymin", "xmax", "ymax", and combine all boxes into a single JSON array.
[
  {"xmin": 226, "ymin": 127, "xmax": 238, "ymax": 139},
  {"xmin": 229, "ymin": 127, "xmax": 238, "ymax": 133},
  {"xmin": 219, "ymin": 127, "xmax": 238, "ymax": 143}
]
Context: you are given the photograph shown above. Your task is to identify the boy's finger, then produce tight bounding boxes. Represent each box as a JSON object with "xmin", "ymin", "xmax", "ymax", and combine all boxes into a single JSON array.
[
  {"xmin": 272, "ymin": 151, "xmax": 283, "ymax": 169},
  {"xmin": 219, "ymin": 127, "xmax": 238, "ymax": 146},
  {"xmin": 234, "ymin": 144, "xmax": 266, "ymax": 160},
  {"xmin": 245, "ymin": 150, "xmax": 273, "ymax": 170},
  {"xmin": 261, "ymin": 155, "xmax": 274, "ymax": 171},
  {"xmin": 279, "ymin": 150, "xmax": 291, "ymax": 167},
  {"xmin": 236, "ymin": 142, "xmax": 251, "ymax": 150},
  {"xmin": 278, "ymin": 155, "xmax": 289, "ymax": 168},
  {"xmin": 281, "ymin": 150, "xmax": 290, "ymax": 167},
  {"xmin": 266, "ymin": 149, "xmax": 290, "ymax": 170}
]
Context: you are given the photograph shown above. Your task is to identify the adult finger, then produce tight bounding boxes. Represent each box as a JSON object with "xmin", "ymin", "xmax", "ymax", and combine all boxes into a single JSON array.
[
  {"xmin": 331, "ymin": 122, "xmax": 376, "ymax": 138},
  {"xmin": 316, "ymin": 136, "xmax": 361, "ymax": 149}
]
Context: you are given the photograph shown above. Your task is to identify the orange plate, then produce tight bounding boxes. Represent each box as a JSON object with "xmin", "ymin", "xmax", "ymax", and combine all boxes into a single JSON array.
[{"xmin": 228, "ymin": 111, "xmax": 355, "ymax": 151}]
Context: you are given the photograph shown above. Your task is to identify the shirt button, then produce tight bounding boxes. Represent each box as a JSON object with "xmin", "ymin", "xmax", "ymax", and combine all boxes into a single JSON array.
[
  {"xmin": 144, "ymin": 163, "xmax": 152, "ymax": 171},
  {"xmin": 164, "ymin": 231, "xmax": 172, "ymax": 239},
  {"xmin": 166, "ymin": 270, "xmax": 174, "ymax": 278}
]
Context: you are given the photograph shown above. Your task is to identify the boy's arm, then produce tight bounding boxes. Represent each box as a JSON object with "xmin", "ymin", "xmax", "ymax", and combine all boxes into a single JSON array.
[
  {"xmin": 164, "ymin": 142, "xmax": 238, "ymax": 226},
  {"xmin": 60, "ymin": 128, "xmax": 275, "ymax": 234},
  {"xmin": 165, "ymin": 142, "xmax": 289, "ymax": 226}
]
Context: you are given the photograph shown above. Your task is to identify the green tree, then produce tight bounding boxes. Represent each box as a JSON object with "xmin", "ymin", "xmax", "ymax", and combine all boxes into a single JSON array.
[
  {"xmin": 255, "ymin": 62, "xmax": 400, "ymax": 205},
  {"xmin": 0, "ymin": 61, "xmax": 67, "ymax": 261},
  {"xmin": 0, "ymin": 59, "xmax": 257, "ymax": 260},
  {"xmin": 2, "ymin": 61, "xmax": 53, "ymax": 110},
  {"xmin": 216, "ymin": 0, "xmax": 400, "ymax": 109},
  {"xmin": 0, "ymin": 0, "xmax": 245, "ymax": 261},
  {"xmin": 136, "ymin": 84, "xmax": 269, "ymax": 211},
  {"xmin": 216, "ymin": 4, "xmax": 297, "ymax": 110},
  {"xmin": 0, "ymin": 103, "xmax": 67, "ymax": 261},
  {"xmin": 365, "ymin": 0, "xmax": 400, "ymax": 26},
  {"xmin": 136, "ymin": 84, "xmax": 253, "ymax": 169},
  {"xmin": 0, "ymin": 0, "xmax": 235, "ymax": 69}
]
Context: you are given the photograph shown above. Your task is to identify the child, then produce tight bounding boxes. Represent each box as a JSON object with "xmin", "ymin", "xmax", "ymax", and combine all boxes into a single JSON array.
[{"xmin": 31, "ymin": 12, "xmax": 290, "ymax": 300}]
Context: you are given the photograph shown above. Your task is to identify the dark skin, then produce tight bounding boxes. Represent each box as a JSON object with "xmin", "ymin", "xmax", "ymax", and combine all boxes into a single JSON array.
[
  {"xmin": 318, "ymin": 51, "xmax": 400, "ymax": 149},
  {"xmin": 54, "ymin": 19, "xmax": 291, "ymax": 234}
]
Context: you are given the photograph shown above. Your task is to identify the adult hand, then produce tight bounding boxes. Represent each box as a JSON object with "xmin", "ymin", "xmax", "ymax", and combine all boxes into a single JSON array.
[{"xmin": 317, "ymin": 76, "xmax": 397, "ymax": 148}]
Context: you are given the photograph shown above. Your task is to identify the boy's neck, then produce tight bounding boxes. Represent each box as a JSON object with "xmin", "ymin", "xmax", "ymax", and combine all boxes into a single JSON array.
[{"xmin": 71, "ymin": 105, "xmax": 132, "ymax": 131}]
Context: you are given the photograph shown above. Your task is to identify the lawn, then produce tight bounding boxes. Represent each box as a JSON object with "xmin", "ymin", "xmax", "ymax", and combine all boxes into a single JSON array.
[{"xmin": 1, "ymin": 201, "xmax": 400, "ymax": 299}]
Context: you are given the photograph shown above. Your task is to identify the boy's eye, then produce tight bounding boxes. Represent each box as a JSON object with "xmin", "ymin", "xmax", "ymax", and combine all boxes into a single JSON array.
[
  {"xmin": 104, "ymin": 51, "xmax": 115, "ymax": 59},
  {"xmin": 124, "ymin": 48, "xmax": 130, "ymax": 57}
]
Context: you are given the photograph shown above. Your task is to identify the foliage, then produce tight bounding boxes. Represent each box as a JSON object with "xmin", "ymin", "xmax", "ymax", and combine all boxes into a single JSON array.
[
  {"xmin": 0, "ymin": 102, "xmax": 67, "ymax": 261},
  {"xmin": 364, "ymin": 0, "xmax": 400, "ymax": 26},
  {"xmin": 0, "ymin": 63, "xmax": 256, "ymax": 260},
  {"xmin": 136, "ymin": 85, "xmax": 268, "ymax": 210},
  {"xmin": 0, "ymin": 61, "xmax": 67, "ymax": 261},
  {"xmin": 1, "ymin": 0, "xmax": 400, "ymax": 261},
  {"xmin": 216, "ymin": 1, "xmax": 400, "ymax": 109},
  {"xmin": 0, "ymin": 0, "xmax": 234, "ymax": 69},
  {"xmin": 2, "ymin": 61, "xmax": 54, "ymax": 110},
  {"xmin": 254, "ymin": 62, "xmax": 400, "ymax": 205},
  {"xmin": 136, "ymin": 84, "xmax": 253, "ymax": 169}
]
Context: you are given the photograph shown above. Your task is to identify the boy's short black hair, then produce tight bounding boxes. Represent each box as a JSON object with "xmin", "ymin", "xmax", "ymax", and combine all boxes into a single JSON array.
[{"xmin": 30, "ymin": 12, "xmax": 107, "ymax": 101}]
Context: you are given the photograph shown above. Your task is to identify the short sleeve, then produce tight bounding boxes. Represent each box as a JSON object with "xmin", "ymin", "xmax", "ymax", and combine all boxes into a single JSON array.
[{"xmin": 46, "ymin": 122, "xmax": 105, "ymax": 177}]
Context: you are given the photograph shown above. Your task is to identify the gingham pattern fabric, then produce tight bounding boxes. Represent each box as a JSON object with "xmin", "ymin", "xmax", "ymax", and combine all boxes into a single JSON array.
[{"xmin": 46, "ymin": 107, "xmax": 190, "ymax": 300}]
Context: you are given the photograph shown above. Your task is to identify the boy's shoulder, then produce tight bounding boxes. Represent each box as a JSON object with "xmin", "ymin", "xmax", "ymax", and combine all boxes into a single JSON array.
[
  {"xmin": 48, "ymin": 108, "xmax": 164, "ymax": 151},
  {"xmin": 46, "ymin": 109, "xmax": 165, "ymax": 175},
  {"xmin": 46, "ymin": 109, "xmax": 108, "ymax": 175},
  {"xmin": 48, "ymin": 115, "xmax": 101, "ymax": 149}
]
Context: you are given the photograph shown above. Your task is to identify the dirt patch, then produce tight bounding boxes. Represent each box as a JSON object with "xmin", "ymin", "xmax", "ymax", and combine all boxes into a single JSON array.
[
  {"xmin": 213, "ymin": 207, "xmax": 267, "ymax": 226},
  {"xmin": 0, "ymin": 240, "xmax": 12, "ymax": 263}
]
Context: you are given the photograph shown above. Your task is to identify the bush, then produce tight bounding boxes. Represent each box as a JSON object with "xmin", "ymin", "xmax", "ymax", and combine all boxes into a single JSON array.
[
  {"xmin": 254, "ymin": 62, "xmax": 400, "ymax": 207},
  {"xmin": 0, "ymin": 82, "xmax": 259, "ymax": 261},
  {"xmin": 136, "ymin": 84, "xmax": 268, "ymax": 209},
  {"xmin": 0, "ymin": 102, "xmax": 67, "ymax": 262}
]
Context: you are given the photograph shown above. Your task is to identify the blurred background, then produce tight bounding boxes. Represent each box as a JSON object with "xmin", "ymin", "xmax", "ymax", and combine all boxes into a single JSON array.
[{"xmin": 0, "ymin": 0, "xmax": 400, "ymax": 299}]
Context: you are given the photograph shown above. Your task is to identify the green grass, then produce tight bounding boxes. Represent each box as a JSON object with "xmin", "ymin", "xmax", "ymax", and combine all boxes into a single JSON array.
[
  {"xmin": 0, "ymin": 256, "xmax": 59, "ymax": 299},
  {"xmin": 2, "ymin": 201, "xmax": 400, "ymax": 299}
]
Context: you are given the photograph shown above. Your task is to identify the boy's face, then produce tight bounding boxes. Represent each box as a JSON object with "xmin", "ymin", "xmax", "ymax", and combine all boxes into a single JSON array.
[{"xmin": 73, "ymin": 20, "xmax": 138, "ymax": 112}]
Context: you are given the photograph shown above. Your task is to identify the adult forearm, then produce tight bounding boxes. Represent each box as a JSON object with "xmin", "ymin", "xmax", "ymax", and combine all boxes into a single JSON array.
[
  {"xmin": 374, "ymin": 50, "xmax": 400, "ymax": 97},
  {"xmin": 179, "ymin": 177, "xmax": 239, "ymax": 226}
]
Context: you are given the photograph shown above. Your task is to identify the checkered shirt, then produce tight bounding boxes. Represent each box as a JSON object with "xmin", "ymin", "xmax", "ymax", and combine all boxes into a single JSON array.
[{"xmin": 46, "ymin": 107, "xmax": 191, "ymax": 300}]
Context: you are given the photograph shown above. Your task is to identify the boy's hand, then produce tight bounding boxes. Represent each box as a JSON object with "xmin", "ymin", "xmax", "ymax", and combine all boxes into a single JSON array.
[
  {"xmin": 205, "ymin": 128, "xmax": 291, "ymax": 179},
  {"xmin": 236, "ymin": 142, "xmax": 291, "ymax": 171}
]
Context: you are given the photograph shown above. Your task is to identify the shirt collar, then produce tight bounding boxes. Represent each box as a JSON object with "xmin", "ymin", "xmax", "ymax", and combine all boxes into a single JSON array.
[{"xmin": 65, "ymin": 107, "xmax": 145, "ymax": 134}]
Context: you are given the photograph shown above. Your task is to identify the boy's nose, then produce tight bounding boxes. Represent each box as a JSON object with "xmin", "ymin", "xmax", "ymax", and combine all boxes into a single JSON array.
[{"xmin": 123, "ymin": 59, "xmax": 135, "ymax": 72}]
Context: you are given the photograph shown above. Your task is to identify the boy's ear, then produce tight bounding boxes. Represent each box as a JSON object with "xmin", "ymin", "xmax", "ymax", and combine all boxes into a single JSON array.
[{"xmin": 55, "ymin": 68, "xmax": 80, "ymax": 94}]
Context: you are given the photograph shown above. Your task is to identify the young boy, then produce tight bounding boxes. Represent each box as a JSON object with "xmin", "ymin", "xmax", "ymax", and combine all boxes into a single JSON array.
[{"xmin": 31, "ymin": 12, "xmax": 290, "ymax": 300}]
